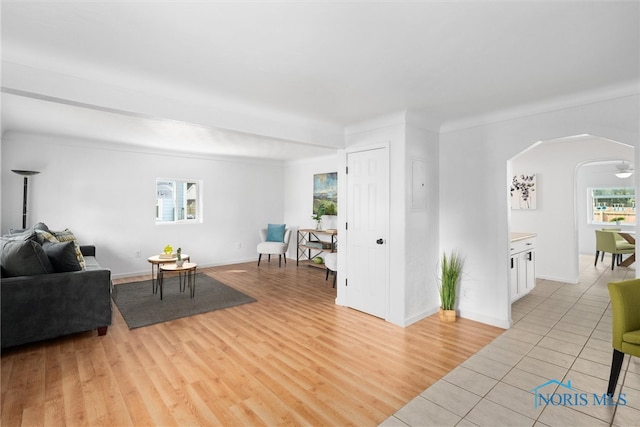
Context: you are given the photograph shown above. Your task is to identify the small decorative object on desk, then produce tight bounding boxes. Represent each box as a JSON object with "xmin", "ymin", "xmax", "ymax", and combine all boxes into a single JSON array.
[
  {"xmin": 312, "ymin": 205, "xmax": 325, "ymax": 231},
  {"xmin": 160, "ymin": 244, "xmax": 174, "ymax": 259},
  {"xmin": 176, "ymin": 247, "xmax": 184, "ymax": 267}
]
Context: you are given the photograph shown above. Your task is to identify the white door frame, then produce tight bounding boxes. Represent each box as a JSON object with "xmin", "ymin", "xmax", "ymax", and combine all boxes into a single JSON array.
[{"xmin": 338, "ymin": 142, "xmax": 390, "ymax": 320}]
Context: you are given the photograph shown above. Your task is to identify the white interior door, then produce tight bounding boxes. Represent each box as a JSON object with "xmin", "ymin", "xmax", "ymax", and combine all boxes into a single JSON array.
[{"xmin": 345, "ymin": 147, "xmax": 389, "ymax": 319}]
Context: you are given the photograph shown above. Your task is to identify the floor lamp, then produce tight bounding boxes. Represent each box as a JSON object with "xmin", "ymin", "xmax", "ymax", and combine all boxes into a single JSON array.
[{"xmin": 11, "ymin": 170, "xmax": 40, "ymax": 230}]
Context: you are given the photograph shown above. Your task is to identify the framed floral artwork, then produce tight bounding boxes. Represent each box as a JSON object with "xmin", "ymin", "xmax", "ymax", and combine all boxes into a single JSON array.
[{"xmin": 511, "ymin": 174, "xmax": 537, "ymax": 209}]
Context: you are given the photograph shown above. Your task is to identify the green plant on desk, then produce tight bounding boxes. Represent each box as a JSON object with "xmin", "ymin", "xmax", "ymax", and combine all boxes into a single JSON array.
[
  {"xmin": 176, "ymin": 247, "xmax": 184, "ymax": 267},
  {"xmin": 312, "ymin": 205, "xmax": 326, "ymax": 222}
]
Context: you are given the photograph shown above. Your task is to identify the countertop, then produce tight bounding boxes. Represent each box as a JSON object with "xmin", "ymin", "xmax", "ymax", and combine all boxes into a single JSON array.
[{"xmin": 510, "ymin": 232, "xmax": 537, "ymax": 242}]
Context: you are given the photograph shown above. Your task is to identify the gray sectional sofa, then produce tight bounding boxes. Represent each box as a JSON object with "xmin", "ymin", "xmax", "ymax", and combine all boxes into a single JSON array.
[{"xmin": 1, "ymin": 223, "xmax": 112, "ymax": 348}]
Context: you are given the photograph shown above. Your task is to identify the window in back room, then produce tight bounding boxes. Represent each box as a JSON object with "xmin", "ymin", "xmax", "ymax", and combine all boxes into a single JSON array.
[{"xmin": 589, "ymin": 187, "xmax": 635, "ymax": 225}]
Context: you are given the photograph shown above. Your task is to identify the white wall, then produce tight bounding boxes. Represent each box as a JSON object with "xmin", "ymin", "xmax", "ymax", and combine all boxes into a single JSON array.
[
  {"xmin": 404, "ymin": 122, "xmax": 440, "ymax": 324},
  {"xmin": 283, "ymin": 153, "xmax": 340, "ymax": 260},
  {"xmin": 341, "ymin": 112, "xmax": 440, "ymax": 327},
  {"xmin": 440, "ymin": 94, "xmax": 639, "ymax": 328},
  {"xmin": 510, "ymin": 137, "xmax": 634, "ymax": 283},
  {"xmin": 1, "ymin": 132, "xmax": 285, "ymax": 277}
]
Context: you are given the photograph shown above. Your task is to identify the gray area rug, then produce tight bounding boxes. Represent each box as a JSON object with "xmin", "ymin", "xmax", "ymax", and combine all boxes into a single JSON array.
[{"xmin": 112, "ymin": 274, "xmax": 257, "ymax": 329}]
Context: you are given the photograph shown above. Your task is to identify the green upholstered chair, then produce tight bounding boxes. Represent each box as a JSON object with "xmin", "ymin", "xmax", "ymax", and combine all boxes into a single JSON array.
[
  {"xmin": 595, "ymin": 230, "xmax": 635, "ymax": 270},
  {"xmin": 607, "ymin": 279, "xmax": 640, "ymax": 396},
  {"xmin": 604, "ymin": 228, "xmax": 635, "ymax": 266},
  {"xmin": 602, "ymin": 227, "xmax": 629, "ymax": 247}
]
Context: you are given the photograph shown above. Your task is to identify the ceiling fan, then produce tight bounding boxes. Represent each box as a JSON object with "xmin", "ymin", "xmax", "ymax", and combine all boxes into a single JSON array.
[{"xmin": 614, "ymin": 161, "xmax": 634, "ymax": 178}]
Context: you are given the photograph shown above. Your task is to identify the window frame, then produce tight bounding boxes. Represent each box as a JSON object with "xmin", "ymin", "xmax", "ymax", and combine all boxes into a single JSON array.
[
  {"xmin": 155, "ymin": 178, "xmax": 202, "ymax": 224},
  {"xmin": 588, "ymin": 186, "xmax": 636, "ymax": 226}
]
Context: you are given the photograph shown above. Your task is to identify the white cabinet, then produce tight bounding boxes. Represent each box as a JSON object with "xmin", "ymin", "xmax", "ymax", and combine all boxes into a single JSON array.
[{"xmin": 510, "ymin": 235, "xmax": 536, "ymax": 302}]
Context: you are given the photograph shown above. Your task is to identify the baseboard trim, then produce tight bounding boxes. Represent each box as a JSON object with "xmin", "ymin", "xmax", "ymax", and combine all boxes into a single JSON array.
[
  {"xmin": 536, "ymin": 274, "xmax": 579, "ymax": 285},
  {"xmin": 457, "ymin": 309, "xmax": 511, "ymax": 329},
  {"xmin": 112, "ymin": 257, "xmax": 260, "ymax": 279}
]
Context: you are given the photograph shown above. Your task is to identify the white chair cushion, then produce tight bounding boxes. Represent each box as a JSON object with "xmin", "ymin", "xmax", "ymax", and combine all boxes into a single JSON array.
[
  {"xmin": 257, "ymin": 241, "xmax": 287, "ymax": 254},
  {"xmin": 324, "ymin": 252, "xmax": 337, "ymax": 272}
]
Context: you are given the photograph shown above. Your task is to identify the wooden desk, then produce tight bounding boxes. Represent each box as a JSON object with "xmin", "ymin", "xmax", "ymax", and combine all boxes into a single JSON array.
[
  {"xmin": 618, "ymin": 232, "xmax": 635, "ymax": 267},
  {"xmin": 296, "ymin": 229, "xmax": 337, "ymax": 267}
]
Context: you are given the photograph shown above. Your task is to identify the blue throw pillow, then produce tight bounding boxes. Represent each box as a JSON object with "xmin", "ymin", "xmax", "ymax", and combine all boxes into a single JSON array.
[{"xmin": 266, "ymin": 224, "xmax": 286, "ymax": 242}]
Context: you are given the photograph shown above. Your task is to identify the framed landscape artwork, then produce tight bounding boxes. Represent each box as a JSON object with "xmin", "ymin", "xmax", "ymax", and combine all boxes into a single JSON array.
[{"xmin": 313, "ymin": 172, "xmax": 337, "ymax": 215}]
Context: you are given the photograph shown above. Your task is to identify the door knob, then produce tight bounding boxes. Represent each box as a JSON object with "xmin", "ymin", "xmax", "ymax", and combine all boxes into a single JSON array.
[{"xmin": 376, "ymin": 238, "xmax": 384, "ymax": 245}]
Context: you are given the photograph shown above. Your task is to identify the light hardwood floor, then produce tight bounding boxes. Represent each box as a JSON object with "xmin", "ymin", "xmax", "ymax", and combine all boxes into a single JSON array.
[{"xmin": 1, "ymin": 261, "xmax": 503, "ymax": 426}]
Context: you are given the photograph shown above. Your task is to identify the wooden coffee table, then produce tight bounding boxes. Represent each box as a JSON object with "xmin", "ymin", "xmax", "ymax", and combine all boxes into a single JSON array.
[
  {"xmin": 157, "ymin": 262, "xmax": 197, "ymax": 300},
  {"xmin": 147, "ymin": 254, "xmax": 190, "ymax": 294}
]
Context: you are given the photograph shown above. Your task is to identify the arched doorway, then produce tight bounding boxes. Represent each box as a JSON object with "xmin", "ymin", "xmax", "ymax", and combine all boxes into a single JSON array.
[{"xmin": 507, "ymin": 135, "xmax": 635, "ymax": 306}]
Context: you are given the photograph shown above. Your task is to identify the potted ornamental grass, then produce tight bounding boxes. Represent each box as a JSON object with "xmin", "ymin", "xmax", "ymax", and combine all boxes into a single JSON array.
[{"xmin": 438, "ymin": 251, "xmax": 464, "ymax": 323}]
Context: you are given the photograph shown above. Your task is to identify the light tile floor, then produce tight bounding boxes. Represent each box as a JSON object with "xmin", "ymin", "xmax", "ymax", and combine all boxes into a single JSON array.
[{"xmin": 381, "ymin": 255, "xmax": 640, "ymax": 426}]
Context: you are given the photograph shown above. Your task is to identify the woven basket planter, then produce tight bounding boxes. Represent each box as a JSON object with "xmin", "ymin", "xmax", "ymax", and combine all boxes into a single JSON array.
[{"xmin": 439, "ymin": 307, "xmax": 457, "ymax": 323}]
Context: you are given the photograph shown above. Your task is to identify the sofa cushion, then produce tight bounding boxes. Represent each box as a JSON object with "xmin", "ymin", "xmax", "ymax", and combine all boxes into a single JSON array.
[
  {"xmin": 7, "ymin": 228, "xmax": 27, "ymax": 234},
  {"xmin": 0, "ymin": 238, "xmax": 55, "ymax": 277},
  {"xmin": 33, "ymin": 222, "xmax": 52, "ymax": 233},
  {"xmin": 2, "ymin": 229, "xmax": 38, "ymax": 242},
  {"xmin": 42, "ymin": 241, "xmax": 82, "ymax": 272},
  {"xmin": 52, "ymin": 229, "xmax": 86, "ymax": 270},
  {"xmin": 82, "ymin": 256, "xmax": 101, "ymax": 271}
]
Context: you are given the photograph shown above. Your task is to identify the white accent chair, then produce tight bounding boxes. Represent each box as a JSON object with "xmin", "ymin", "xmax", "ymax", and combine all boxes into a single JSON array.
[
  {"xmin": 257, "ymin": 227, "xmax": 291, "ymax": 267},
  {"xmin": 324, "ymin": 252, "xmax": 337, "ymax": 288}
]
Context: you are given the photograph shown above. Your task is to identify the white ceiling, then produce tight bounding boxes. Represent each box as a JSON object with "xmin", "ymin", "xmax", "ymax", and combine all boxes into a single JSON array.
[{"xmin": 1, "ymin": 1, "xmax": 639, "ymax": 160}]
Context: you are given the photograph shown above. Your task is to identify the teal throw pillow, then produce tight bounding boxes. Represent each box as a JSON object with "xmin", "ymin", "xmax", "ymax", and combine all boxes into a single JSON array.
[{"xmin": 266, "ymin": 224, "xmax": 286, "ymax": 242}]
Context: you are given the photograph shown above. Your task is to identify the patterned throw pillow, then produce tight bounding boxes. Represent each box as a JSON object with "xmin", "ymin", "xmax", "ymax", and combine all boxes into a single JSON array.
[
  {"xmin": 35, "ymin": 229, "xmax": 59, "ymax": 245},
  {"xmin": 52, "ymin": 229, "xmax": 86, "ymax": 270}
]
